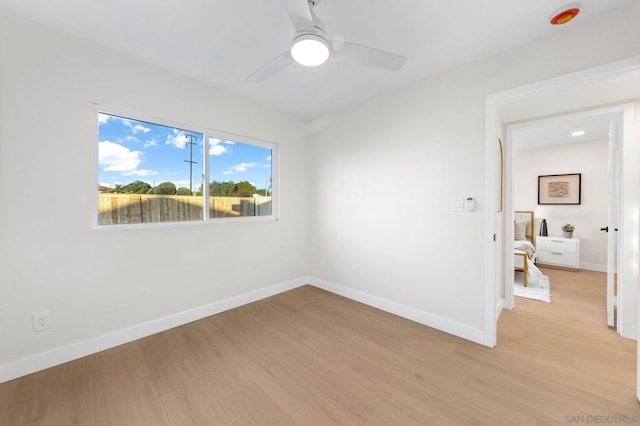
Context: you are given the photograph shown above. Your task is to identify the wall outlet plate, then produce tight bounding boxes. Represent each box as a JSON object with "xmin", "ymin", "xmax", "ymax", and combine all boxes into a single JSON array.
[
  {"xmin": 33, "ymin": 310, "xmax": 51, "ymax": 332},
  {"xmin": 352, "ymin": 265, "xmax": 360, "ymax": 278}
]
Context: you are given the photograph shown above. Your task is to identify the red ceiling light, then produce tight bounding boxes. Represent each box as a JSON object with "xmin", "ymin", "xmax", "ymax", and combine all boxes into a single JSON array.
[{"xmin": 550, "ymin": 7, "xmax": 580, "ymax": 25}]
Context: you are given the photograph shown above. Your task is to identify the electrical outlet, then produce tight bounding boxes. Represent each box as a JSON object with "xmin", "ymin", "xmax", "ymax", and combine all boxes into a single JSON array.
[{"xmin": 33, "ymin": 310, "xmax": 51, "ymax": 332}]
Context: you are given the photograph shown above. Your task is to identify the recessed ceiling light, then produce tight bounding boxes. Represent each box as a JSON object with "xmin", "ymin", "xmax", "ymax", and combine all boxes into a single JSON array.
[{"xmin": 571, "ymin": 130, "xmax": 585, "ymax": 137}]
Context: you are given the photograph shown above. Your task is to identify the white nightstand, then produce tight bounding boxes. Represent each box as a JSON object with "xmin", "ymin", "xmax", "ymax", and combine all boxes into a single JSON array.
[{"xmin": 536, "ymin": 236, "xmax": 580, "ymax": 270}]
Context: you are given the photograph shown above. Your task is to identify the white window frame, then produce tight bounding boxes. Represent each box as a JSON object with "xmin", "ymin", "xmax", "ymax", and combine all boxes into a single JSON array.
[{"xmin": 92, "ymin": 104, "xmax": 279, "ymax": 230}]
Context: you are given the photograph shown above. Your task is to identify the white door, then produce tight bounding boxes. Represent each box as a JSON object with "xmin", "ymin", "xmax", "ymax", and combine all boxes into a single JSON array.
[{"xmin": 606, "ymin": 116, "xmax": 620, "ymax": 329}]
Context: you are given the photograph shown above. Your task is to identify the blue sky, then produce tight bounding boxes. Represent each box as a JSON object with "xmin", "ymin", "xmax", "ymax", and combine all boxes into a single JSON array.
[{"xmin": 98, "ymin": 113, "xmax": 272, "ymax": 192}]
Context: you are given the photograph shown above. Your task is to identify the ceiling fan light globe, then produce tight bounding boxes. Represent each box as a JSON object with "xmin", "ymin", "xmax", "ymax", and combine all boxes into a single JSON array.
[{"xmin": 291, "ymin": 34, "xmax": 329, "ymax": 66}]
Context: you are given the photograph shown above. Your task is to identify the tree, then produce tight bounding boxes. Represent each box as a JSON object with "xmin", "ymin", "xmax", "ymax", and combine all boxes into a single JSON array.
[
  {"xmin": 235, "ymin": 181, "xmax": 257, "ymax": 197},
  {"xmin": 209, "ymin": 181, "xmax": 235, "ymax": 196},
  {"xmin": 121, "ymin": 180, "xmax": 152, "ymax": 194},
  {"xmin": 206, "ymin": 180, "xmax": 257, "ymax": 197},
  {"xmin": 153, "ymin": 181, "xmax": 177, "ymax": 195},
  {"xmin": 176, "ymin": 187, "xmax": 192, "ymax": 196}
]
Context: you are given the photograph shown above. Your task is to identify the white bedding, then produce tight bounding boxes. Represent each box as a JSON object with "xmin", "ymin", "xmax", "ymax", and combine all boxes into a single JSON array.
[
  {"xmin": 524, "ymin": 256, "xmax": 543, "ymax": 283},
  {"xmin": 514, "ymin": 239, "xmax": 542, "ymax": 285},
  {"xmin": 515, "ymin": 258, "xmax": 550, "ymax": 302},
  {"xmin": 514, "ymin": 240, "xmax": 536, "ymax": 260}
]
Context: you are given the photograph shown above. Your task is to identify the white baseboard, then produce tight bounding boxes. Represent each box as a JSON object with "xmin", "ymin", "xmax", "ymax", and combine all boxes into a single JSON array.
[
  {"xmin": 2, "ymin": 276, "xmax": 495, "ymax": 383},
  {"xmin": 0, "ymin": 277, "xmax": 309, "ymax": 384},
  {"xmin": 579, "ymin": 263, "xmax": 607, "ymax": 272},
  {"xmin": 309, "ymin": 277, "xmax": 491, "ymax": 347}
]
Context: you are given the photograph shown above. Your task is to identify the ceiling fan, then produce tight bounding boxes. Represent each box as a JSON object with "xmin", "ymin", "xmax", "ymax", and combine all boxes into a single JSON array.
[{"xmin": 247, "ymin": 0, "xmax": 408, "ymax": 82}]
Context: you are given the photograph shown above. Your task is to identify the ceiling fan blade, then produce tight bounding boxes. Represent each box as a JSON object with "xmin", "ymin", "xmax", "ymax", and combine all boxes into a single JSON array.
[
  {"xmin": 246, "ymin": 51, "xmax": 293, "ymax": 83},
  {"xmin": 331, "ymin": 40, "xmax": 407, "ymax": 71},
  {"xmin": 280, "ymin": 0, "xmax": 314, "ymax": 31}
]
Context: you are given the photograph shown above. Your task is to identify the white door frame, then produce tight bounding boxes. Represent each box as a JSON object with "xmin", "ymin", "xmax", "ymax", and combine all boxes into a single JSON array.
[
  {"xmin": 502, "ymin": 106, "xmax": 629, "ymax": 315},
  {"xmin": 607, "ymin": 115, "xmax": 621, "ymax": 329},
  {"xmin": 483, "ymin": 56, "xmax": 640, "ymax": 345}
]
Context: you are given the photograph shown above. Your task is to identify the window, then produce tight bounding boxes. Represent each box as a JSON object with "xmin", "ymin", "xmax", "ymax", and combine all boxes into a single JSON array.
[{"xmin": 97, "ymin": 109, "xmax": 277, "ymax": 227}]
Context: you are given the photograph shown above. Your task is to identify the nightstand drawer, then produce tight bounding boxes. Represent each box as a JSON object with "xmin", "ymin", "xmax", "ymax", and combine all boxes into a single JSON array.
[
  {"xmin": 536, "ymin": 236, "xmax": 580, "ymax": 269},
  {"xmin": 538, "ymin": 250, "xmax": 578, "ymax": 267},
  {"xmin": 537, "ymin": 237, "xmax": 578, "ymax": 253}
]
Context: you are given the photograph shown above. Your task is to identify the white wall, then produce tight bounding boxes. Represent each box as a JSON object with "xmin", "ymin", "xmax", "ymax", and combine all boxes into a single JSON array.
[
  {"xmin": 0, "ymin": 14, "xmax": 310, "ymax": 379},
  {"xmin": 309, "ymin": 3, "xmax": 640, "ymax": 343},
  {"xmin": 514, "ymin": 139, "xmax": 609, "ymax": 271}
]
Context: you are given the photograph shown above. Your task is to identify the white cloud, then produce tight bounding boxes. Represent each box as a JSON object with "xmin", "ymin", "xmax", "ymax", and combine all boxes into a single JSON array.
[
  {"xmin": 144, "ymin": 139, "xmax": 157, "ymax": 148},
  {"xmin": 209, "ymin": 138, "xmax": 229, "ymax": 156},
  {"xmin": 224, "ymin": 141, "xmax": 235, "ymax": 145},
  {"xmin": 133, "ymin": 124, "xmax": 151, "ymax": 134},
  {"xmin": 99, "ymin": 140, "xmax": 142, "ymax": 173},
  {"xmin": 210, "ymin": 144, "xmax": 228, "ymax": 156},
  {"xmin": 125, "ymin": 136, "xmax": 137, "ymax": 142},
  {"xmin": 265, "ymin": 155, "xmax": 272, "ymax": 161},
  {"xmin": 98, "ymin": 113, "xmax": 111, "ymax": 125},
  {"xmin": 232, "ymin": 162, "xmax": 257, "ymax": 172},
  {"xmin": 122, "ymin": 169, "xmax": 158, "ymax": 177},
  {"xmin": 99, "ymin": 141, "xmax": 159, "ymax": 179},
  {"xmin": 224, "ymin": 162, "xmax": 257, "ymax": 174},
  {"xmin": 166, "ymin": 129, "xmax": 189, "ymax": 149},
  {"xmin": 111, "ymin": 116, "xmax": 151, "ymax": 134}
]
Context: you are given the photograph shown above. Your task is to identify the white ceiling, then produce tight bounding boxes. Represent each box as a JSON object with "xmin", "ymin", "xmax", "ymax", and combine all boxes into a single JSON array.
[
  {"xmin": 0, "ymin": 0, "xmax": 634, "ymax": 119},
  {"xmin": 505, "ymin": 68, "xmax": 640, "ymax": 151},
  {"xmin": 500, "ymin": 69, "xmax": 640, "ymax": 124},
  {"xmin": 513, "ymin": 114, "xmax": 611, "ymax": 150}
]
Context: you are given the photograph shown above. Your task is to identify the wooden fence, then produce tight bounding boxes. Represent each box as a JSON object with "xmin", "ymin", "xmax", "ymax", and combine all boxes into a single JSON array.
[{"xmin": 98, "ymin": 194, "xmax": 271, "ymax": 225}]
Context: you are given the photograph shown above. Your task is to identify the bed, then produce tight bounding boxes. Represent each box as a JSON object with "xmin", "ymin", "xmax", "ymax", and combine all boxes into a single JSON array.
[{"xmin": 514, "ymin": 210, "xmax": 536, "ymax": 287}]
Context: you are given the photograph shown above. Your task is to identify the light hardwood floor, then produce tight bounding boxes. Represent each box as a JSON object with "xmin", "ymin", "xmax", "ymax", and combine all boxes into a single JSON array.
[{"xmin": 1, "ymin": 269, "xmax": 637, "ymax": 425}]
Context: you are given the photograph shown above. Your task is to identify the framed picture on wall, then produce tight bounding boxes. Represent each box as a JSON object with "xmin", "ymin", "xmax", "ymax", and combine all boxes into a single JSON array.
[{"xmin": 538, "ymin": 173, "xmax": 581, "ymax": 205}]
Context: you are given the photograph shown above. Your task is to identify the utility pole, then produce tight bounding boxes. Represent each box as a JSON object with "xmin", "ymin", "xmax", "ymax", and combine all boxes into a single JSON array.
[{"xmin": 184, "ymin": 134, "xmax": 198, "ymax": 193}]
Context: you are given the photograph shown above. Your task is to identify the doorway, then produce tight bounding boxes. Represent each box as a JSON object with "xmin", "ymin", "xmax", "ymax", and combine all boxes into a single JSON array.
[
  {"xmin": 504, "ymin": 108, "xmax": 621, "ymax": 333},
  {"xmin": 483, "ymin": 56, "xmax": 640, "ymax": 398}
]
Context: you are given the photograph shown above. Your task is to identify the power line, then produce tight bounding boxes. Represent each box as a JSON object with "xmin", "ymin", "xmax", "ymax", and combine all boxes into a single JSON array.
[{"xmin": 184, "ymin": 134, "xmax": 199, "ymax": 193}]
